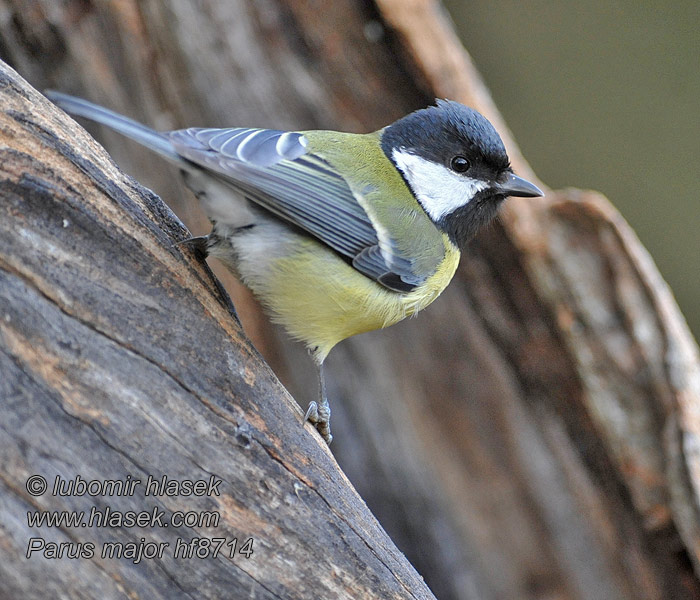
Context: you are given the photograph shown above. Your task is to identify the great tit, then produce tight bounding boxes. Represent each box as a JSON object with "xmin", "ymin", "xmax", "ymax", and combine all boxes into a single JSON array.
[{"xmin": 45, "ymin": 92, "xmax": 542, "ymax": 444}]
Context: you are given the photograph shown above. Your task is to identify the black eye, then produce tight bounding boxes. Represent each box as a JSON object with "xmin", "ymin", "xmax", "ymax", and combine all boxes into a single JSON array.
[{"xmin": 450, "ymin": 156, "xmax": 470, "ymax": 173}]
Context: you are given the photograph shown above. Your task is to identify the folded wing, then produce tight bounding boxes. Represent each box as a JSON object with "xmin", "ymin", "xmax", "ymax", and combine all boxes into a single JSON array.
[{"xmin": 170, "ymin": 127, "xmax": 433, "ymax": 292}]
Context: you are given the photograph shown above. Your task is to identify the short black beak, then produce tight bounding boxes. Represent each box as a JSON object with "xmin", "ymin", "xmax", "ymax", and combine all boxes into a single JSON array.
[{"xmin": 497, "ymin": 173, "xmax": 543, "ymax": 198}]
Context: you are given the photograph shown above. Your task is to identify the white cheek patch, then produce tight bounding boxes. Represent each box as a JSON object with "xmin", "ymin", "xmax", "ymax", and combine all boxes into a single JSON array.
[{"xmin": 392, "ymin": 149, "xmax": 488, "ymax": 221}]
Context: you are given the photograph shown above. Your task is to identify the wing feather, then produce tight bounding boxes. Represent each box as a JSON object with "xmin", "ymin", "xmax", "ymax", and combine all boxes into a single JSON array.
[{"xmin": 169, "ymin": 127, "xmax": 433, "ymax": 291}]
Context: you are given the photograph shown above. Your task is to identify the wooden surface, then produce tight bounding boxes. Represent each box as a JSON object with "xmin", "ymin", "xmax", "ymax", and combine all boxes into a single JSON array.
[
  {"xmin": 0, "ymin": 63, "xmax": 436, "ymax": 599},
  {"xmin": 1, "ymin": 1, "xmax": 700, "ymax": 599}
]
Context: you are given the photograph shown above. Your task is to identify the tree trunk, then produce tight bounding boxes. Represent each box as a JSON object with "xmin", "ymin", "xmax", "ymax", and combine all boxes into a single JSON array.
[
  {"xmin": 0, "ymin": 60, "xmax": 439, "ymax": 599},
  {"xmin": 1, "ymin": 2, "xmax": 699, "ymax": 599}
]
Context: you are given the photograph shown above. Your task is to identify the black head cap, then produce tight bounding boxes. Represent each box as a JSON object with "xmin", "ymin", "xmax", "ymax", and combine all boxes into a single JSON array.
[
  {"xmin": 380, "ymin": 100, "xmax": 542, "ymax": 247},
  {"xmin": 381, "ymin": 99, "xmax": 511, "ymax": 174}
]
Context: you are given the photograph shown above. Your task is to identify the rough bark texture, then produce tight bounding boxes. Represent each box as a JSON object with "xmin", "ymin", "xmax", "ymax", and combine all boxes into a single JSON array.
[
  {"xmin": 0, "ymin": 61, "xmax": 439, "ymax": 599},
  {"xmin": 1, "ymin": 1, "xmax": 699, "ymax": 600}
]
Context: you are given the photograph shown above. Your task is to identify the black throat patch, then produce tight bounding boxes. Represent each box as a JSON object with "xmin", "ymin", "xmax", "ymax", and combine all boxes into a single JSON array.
[{"xmin": 438, "ymin": 190, "xmax": 505, "ymax": 248}]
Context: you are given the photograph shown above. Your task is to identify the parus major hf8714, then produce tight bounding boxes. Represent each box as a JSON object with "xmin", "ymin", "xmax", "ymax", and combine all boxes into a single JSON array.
[{"xmin": 46, "ymin": 92, "xmax": 542, "ymax": 444}]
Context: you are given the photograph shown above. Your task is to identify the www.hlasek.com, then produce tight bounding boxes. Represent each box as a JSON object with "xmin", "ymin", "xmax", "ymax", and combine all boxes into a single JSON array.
[{"xmin": 24, "ymin": 474, "xmax": 254, "ymax": 564}]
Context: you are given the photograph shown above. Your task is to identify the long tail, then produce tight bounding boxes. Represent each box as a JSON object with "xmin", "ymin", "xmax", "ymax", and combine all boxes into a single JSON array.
[{"xmin": 44, "ymin": 91, "xmax": 182, "ymax": 164}]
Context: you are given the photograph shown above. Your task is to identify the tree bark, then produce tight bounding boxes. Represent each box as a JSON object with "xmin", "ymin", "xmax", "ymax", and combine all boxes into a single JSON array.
[
  {"xmin": 0, "ymin": 60, "xmax": 439, "ymax": 599},
  {"xmin": 1, "ymin": 1, "xmax": 699, "ymax": 600}
]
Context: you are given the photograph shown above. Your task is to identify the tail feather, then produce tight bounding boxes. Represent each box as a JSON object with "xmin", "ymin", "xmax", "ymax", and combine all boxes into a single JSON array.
[{"xmin": 44, "ymin": 90, "xmax": 182, "ymax": 164}]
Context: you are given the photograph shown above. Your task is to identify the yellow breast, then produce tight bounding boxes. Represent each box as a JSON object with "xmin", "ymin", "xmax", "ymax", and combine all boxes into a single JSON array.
[{"xmin": 250, "ymin": 233, "xmax": 460, "ymax": 363}]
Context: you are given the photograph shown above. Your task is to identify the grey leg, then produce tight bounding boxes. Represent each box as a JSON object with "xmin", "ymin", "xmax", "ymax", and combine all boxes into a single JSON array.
[{"xmin": 304, "ymin": 362, "xmax": 332, "ymax": 444}]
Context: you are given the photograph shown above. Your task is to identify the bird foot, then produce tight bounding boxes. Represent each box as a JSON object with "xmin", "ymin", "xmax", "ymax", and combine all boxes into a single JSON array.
[
  {"xmin": 304, "ymin": 400, "xmax": 333, "ymax": 445},
  {"xmin": 175, "ymin": 233, "xmax": 240, "ymax": 324},
  {"xmin": 176, "ymin": 234, "xmax": 210, "ymax": 259}
]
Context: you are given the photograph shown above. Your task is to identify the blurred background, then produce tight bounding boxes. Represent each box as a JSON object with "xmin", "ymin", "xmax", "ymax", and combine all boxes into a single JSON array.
[{"xmin": 444, "ymin": 0, "xmax": 699, "ymax": 337}]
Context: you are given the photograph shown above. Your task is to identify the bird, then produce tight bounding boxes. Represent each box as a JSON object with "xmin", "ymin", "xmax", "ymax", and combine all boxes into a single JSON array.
[{"xmin": 45, "ymin": 91, "xmax": 543, "ymax": 444}]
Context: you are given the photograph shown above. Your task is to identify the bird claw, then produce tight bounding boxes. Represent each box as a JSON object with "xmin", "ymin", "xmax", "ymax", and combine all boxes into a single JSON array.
[
  {"xmin": 176, "ymin": 234, "xmax": 210, "ymax": 259},
  {"xmin": 304, "ymin": 400, "xmax": 333, "ymax": 444}
]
